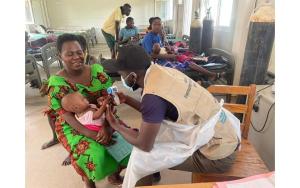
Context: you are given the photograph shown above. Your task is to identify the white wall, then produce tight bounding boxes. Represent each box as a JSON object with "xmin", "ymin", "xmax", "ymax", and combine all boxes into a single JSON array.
[
  {"xmin": 42, "ymin": 0, "xmax": 155, "ymax": 42},
  {"xmin": 30, "ymin": 0, "xmax": 51, "ymax": 26},
  {"xmin": 31, "ymin": 0, "xmax": 45, "ymax": 25}
]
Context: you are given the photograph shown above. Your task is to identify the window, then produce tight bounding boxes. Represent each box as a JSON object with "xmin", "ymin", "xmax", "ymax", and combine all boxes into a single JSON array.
[
  {"xmin": 200, "ymin": 0, "xmax": 234, "ymax": 27},
  {"xmin": 155, "ymin": 0, "xmax": 173, "ymax": 21},
  {"xmin": 219, "ymin": 0, "xmax": 233, "ymax": 26},
  {"xmin": 25, "ymin": 0, "xmax": 34, "ymax": 24}
]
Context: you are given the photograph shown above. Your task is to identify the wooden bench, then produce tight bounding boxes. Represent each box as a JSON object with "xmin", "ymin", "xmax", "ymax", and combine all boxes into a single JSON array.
[{"xmin": 192, "ymin": 84, "xmax": 269, "ymax": 183}]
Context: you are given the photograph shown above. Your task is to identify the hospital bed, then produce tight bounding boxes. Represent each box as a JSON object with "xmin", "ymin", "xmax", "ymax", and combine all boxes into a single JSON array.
[{"xmin": 101, "ymin": 47, "xmax": 235, "ymax": 86}]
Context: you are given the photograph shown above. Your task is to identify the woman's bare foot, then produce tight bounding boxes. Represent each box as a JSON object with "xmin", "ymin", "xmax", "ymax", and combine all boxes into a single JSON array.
[
  {"xmin": 62, "ymin": 156, "xmax": 71, "ymax": 166},
  {"xmin": 41, "ymin": 138, "xmax": 59, "ymax": 150},
  {"xmin": 107, "ymin": 173, "xmax": 124, "ymax": 185},
  {"xmin": 83, "ymin": 177, "xmax": 96, "ymax": 188}
]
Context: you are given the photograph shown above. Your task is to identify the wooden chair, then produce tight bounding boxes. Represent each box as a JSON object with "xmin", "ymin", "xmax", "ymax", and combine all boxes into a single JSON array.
[{"xmin": 192, "ymin": 84, "xmax": 269, "ymax": 183}]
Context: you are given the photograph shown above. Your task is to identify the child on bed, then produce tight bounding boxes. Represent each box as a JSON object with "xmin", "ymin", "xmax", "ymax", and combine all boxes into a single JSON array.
[
  {"xmin": 152, "ymin": 43, "xmax": 224, "ymax": 81},
  {"xmin": 153, "ymin": 43, "xmax": 205, "ymax": 63},
  {"xmin": 152, "ymin": 43, "xmax": 192, "ymax": 70}
]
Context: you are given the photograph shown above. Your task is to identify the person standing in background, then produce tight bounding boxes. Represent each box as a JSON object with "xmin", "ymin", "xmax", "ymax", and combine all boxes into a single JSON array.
[{"xmin": 101, "ymin": 3, "xmax": 131, "ymax": 59}]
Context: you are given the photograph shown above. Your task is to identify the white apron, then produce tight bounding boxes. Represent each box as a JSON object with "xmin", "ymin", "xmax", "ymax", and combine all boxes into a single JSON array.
[{"xmin": 122, "ymin": 101, "xmax": 241, "ymax": 188}]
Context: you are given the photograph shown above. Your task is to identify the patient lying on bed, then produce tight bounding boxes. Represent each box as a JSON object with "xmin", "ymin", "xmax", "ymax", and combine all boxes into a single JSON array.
[{"xmin": 152, "ymin": 43, "xmax": 224, "ymax": 81}]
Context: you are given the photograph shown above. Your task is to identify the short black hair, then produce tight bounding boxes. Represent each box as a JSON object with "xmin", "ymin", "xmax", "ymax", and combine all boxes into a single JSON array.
[
  {"xmin": 56, "ymin": 33, "xmax": 81, "ymax": 53},
  {"xmin": 152, "ymin": 17, "xmax": 161, "ymax": 23},
  {"xmin": 148, "ymin": 17, "xmax": 161, "ymax": 30},
  {"xmin": 77, "ymin": 35, "xmax": 87, "ymax": 51},
  {"xmin": 148, "ymin": 17, "xmax": 155, "ymax": 30},
  {"xmin": 126, "ymin": 17, "xmax": 134, "ymax": 23},
  {"xmin": 123, "ymin": 3, "xmax": 131, "ymax": 8}
]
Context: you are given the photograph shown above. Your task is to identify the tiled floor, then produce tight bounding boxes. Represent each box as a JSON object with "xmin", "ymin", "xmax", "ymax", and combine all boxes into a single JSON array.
[{"xmin": 25, "ymin": 43, "xmax": 191, "ymax": 188}]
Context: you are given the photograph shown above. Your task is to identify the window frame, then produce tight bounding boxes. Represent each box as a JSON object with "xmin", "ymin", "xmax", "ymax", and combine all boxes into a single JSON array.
[
  {"xmin": 201, "ymin": 0, "xmax": 234, "ymax": 29},
  {"xmin": 154, "ymin": 0, "xmax": 174, "ymax": 21}
]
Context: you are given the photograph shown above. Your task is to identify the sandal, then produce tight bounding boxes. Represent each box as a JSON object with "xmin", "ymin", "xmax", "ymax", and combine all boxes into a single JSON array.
[
  {"xmin": 107, "ymin": 174, "xmax": 124, "ymax": 185},
  {"xmin": 212, "ymin": 72, "xmax": 226, "ymax": 81}
]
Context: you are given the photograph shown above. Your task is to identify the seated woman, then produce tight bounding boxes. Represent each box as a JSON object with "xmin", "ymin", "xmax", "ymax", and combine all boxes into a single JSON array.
[
  {"xmin": 41, "ymin": 34, "xmax": 98, "ymax": 151},
  {"xmin": 44, "ymin": 33, "xmax": 130, "ymax": 187},
  {"xmin": 142, "ymin": 17, "xmax": 223, "ymax": 81},
  {"xmin": 118, "ymin": 17, "xmax": 139, "ymax": 45}
]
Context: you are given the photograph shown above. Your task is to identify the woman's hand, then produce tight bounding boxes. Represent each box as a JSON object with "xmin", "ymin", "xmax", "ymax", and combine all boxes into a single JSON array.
[
  {"xmin": 110, "ymin": 105, "xmax": 118, "ymax": 114},
  {"xmin": 62, "ymin": 112, "xmax": 99, "ymax": 141},
  {"xmin": 105, "ymin": 104, "xmax": 120, "ymax": 131},
  {"xmin": 97, "ymin": 95, "xmax": 111, "ymax": 106},
  {"xmin": 116, "ymin": 92, "xmax": 127, "ymax": 104},
  {"xmin": 96, "ymin": 125, "xmax": 114, "ymax": 146}
]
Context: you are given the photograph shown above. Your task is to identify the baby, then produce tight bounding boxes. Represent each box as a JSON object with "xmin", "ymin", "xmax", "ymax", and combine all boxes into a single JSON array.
[
  {"xmin": 61, "ymin": 92, "xmax": 127, "ymax": 185},
  {"xmin": 152, "ymin": 43, "xmax": 189, "ymax": 63},
  {"xmin": 152, "ymin": 43, "xmax": 168, "ymax": 55},
  {"xmin": 61, "ymin": 92, "xmax": 111, "ymax": 133}
]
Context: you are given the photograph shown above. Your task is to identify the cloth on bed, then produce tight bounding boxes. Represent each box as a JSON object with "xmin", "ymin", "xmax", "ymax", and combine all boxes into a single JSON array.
[
  {"xmin": 156, "ymin": 59, "xmax": 190, "ymax": 72},
  {"xmin": 154, "ymin": 52, "xmax": 196, "ymax": 72}
]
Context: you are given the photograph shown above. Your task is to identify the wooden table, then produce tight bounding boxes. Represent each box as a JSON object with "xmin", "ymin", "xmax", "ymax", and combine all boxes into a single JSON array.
[{"xmin": 138, "ymin": 183, "xmax": 215, "ymax": 188}]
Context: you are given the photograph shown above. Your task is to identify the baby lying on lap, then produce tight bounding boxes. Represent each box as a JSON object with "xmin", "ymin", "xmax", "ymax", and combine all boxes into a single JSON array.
[
  {"xmin": 61, "ymin": 92, "xmax": 111, "ymax": 134},
  {"xmin": 61, "ymin": 92, "xmax": 132, "ymax": 185}
]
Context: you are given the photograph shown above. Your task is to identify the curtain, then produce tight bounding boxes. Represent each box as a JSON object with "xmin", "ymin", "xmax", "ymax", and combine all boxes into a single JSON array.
[
  {"xmin": 231, "ymin": 0, "xmax": 256, "ymax": 84},
  {"xmin": 173, "ymin": 0, "xmax": 193, "ymax": 37},
  {"xmin": 182, "ymin": 0, "xmax": 193, "ymax": 35}
]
